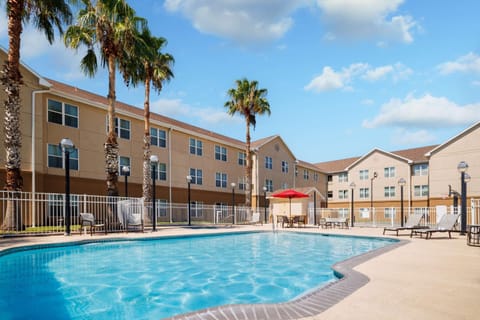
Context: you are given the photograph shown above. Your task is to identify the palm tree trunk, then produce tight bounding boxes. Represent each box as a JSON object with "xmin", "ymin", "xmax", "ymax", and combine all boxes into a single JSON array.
[
  {"xmin": 105, "ymin": 55, "xmax": 119, "ymax": 197},
  {"xmin": 143, "ymin": 75, "xmax": 152, "ymax": 202},
  {"xmin": 245, "ymin": 117, "xmax": 252, "ymax": 209},
  {"xmin": 1, "ymin": 0, "xmax": 25, "ymax": 230}
]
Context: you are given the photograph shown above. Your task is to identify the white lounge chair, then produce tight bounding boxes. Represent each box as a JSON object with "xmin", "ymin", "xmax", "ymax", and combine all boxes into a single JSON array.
[
  {"xmin": 383, "ymin": 213, "xmax": 425, "ymax": 236},
  {"xmin": 410, "ymin": 214, "xmax": 459, "ymax": 239},
  {"xmin": 117, "ymin": 199, "xmax": 144, "ymax": 232}
]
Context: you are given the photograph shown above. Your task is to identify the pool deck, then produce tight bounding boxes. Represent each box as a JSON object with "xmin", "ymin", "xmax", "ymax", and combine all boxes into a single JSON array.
[{"xmin": 1, "ymin": 225, "xmax": 479, "ymax": 320}]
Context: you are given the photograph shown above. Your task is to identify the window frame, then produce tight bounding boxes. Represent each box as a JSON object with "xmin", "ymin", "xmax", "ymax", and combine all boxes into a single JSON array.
[{"xmin": 47, "ymin": 99, "xmax": 79, "ymax": 128}]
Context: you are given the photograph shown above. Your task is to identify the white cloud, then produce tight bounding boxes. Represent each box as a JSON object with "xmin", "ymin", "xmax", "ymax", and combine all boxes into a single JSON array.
[
  {"xmin": 363, "ymin": 94, "xmax": 480, "ymax": 128},
  {"xmin": 392, "ymin": 128, "xmax": 436, "ymax": 145},
  {"xmin": 361, "ymin": 99, "xmax": 375, "ymax": 105},
  {"xmin": 164, "ymin": 0, "xmax": 306, "ymax": 44},
  {"xmin": 316, "ymin": 0, "xmax": 416, "ymax": 44},
  {"xmin": 152, "ymin": 98, "xmax": 241, "ymax": 125},
  {"xmin": 437, "ymin": 52, "xmax": 480, "ymax": 75},
  {"xmin": 305, "ymin": 62, "xmax": 411, "ymax": 92}
]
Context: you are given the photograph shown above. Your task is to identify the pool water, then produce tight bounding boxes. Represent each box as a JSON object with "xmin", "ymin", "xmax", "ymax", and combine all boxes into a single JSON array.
[{"xmin": 0, "ymin": 232, "xmax": 395, "ymax": 319}]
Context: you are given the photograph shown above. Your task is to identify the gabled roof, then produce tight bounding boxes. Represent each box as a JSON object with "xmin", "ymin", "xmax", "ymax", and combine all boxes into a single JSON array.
[
  {"xmin": 297, "ymin": 159, "xmax": 324, "ymax": 172},
  {"xmin": 0, "ymin": 46, "xmax": 51, "ymax": 88},
  {"xmin": 314, "ymin": 156, "xmax": 360, "ymax": 173},
  {"xmin": 425, "ymin": 121, "xmax": 480, "ymax": 157},
  {"xmin": 315, "ymin": 145, "xmax": 439, "ymax": 174},
  {"xmin": 46, "ymin": 78, "xmax": 246, "ymax": 149},
  {"xmin": 251, "ymin": 135, "xmax": 296, "ymax": 159}
]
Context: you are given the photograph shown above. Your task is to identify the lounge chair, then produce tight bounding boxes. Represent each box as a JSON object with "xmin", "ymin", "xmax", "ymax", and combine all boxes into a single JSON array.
[
  {"xmin": 292, "ymin": 215, "xmax": 306, "ymax": 228},
  {"xmin": 410, "ymin": 214, "xmax": 459, "ymax": 239},
  {"xmin": 277, "ymin": 215, "xmax": 290, "ymax": 228},
  {"xmin": 79, "ymin": 212, "xmax": 106, "ymax": 236},
  {"xmin": 383, "ymin": 213, "xmax": 425, "ymax": 236}
]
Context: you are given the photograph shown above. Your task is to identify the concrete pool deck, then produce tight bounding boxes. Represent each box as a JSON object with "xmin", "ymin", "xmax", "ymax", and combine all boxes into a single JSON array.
[{"xmin": 0, "ymin": 225, "xmax": 478, "ymax": 319}]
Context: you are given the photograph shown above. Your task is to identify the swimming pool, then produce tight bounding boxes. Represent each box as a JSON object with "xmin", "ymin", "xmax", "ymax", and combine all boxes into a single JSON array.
[{"xmin": 0, "ymin": 232, "xmax": 396, "ymax": 319}]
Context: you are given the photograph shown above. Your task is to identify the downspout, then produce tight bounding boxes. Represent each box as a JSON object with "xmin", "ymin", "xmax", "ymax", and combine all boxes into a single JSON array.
[
  {"xmin": 168, "ymin": 127, "xmax": 173, "ymax": 223},
  {"xmin": 31, "ymin": 89, "xmax": 50, "ymax": 227}
]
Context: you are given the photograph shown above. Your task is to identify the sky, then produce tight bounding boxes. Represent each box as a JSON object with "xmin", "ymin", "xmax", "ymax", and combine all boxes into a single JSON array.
[{"xmin": 1, "ymin": 0, "xmax": 480, "ymax": 164}]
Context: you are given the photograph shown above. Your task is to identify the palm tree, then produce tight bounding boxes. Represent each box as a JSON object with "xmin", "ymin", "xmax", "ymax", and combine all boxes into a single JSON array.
[
  {"xmin": 1, "ymin": 0, "xmax": 73, "ymax": 230},
  {"xmin": 64, "ymin": 0, "xmax": 146, "ymax": 196},
  {"xmin": 120, "ymin": 29, "xmax": 174, "ymax": 203},
  {"xmin": 225, "ymin": 79, "xmax": 271, "ymax": 210}
]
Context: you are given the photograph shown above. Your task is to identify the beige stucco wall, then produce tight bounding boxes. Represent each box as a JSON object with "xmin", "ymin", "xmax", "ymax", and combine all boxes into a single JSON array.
[{"xmin": 429, "ymin": 126, "xmax": 480, "ymax": 200}]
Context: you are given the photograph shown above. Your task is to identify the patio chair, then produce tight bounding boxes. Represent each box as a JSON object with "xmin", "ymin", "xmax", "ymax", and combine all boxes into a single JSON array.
[
  {"xmin": 247, "ymin": 212, "xmax": 262, "ymax": 225},
  {"xmin": 383, "ymin": 213, "xmax": 425, "ymax": 236},
  {"xmin": 292, "ymin": 215, "xmax": 306, "ymax": 228},
  {"xmin": 79, "ymin": 212, "xmax": 106, "ymax": 236},
  {"xmin": 410, "ymin": 214, "xmax": 459, "ymax": 239},
  {"xmin": 118, "ymin": 199, "xmax": 144, "ymax": 232},
  {"xmin": 277, "ymin": 215, "xmax": 290, "ymax": 228}
]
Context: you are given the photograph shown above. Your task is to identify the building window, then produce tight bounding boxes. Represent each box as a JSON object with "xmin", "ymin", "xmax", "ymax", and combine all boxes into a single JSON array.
[
  {"xmin": 119, "ymin": 156, "xmax": 130, "ymax": 175},
  {"xmin": 338, "ymin": 172, "xmax": 348, "ymax": 183},
  {"xmin": 413, "ymin": 164, "xmax": 428, "ymax": 176},
  {"xmin": 384, "ymin": 167, "xmax": 395, "ymax": 178},
  {"xmin": 107, "ymin": 117, "xmax": 130, "ymax": 140},
  {"xmin": 327, "ymin": 175, "xmax": 333, "ymax": 182},
  {"xmin": 338, "ymin": 190, "xmax": 348, "ymax": 199},
  {"xmin": 338, "ymin": 208, "xmax": 349, "ymax": 218},
  {"xmin": 384, "ymin": 186, "xmax": 396, "ymax": 198},
  {"xmin": 215, "ymin": 145, "xmax": 227, "ymax": 162},
  {"xmin": 359, "ymin": 188, "xmax": 369, "ymax": 199},
  {"xmin": 281, "ymin": 182, "xmax": 288, "ymax": 189},
  {"xmin": 215, "ymin": 172, "xmax": 227, "ymax": 188},
  {"xmin": 154, "ymin": 199, "xmax": 168, "ymax": 217},
  {"xmin": 303, "ymin": 170, "xmax": 309, "ymax": 180},
  {"xmin": 190, "ymin": 201, "xmax": 203, "ymax": 218},
  {"xmin": 238, "ymin": 177, "xmax": 246, "ymax": 191},
  {"xmin": 47, "ymin": 144, "xmax": 79, "ymax": 170},
  {"xmin": 327, "ymin": 191, "xmax": 333, "ymax": 198},
  {"xmin": 265, "ymin": 179, "xmax": 273, "ymax": 192},
  {"xmin": 189, "ymin": 138, "xmax": 203, "ymax": 156},
  {"xmin": 158, "ymin": 163, "xmax": 167, "ymax": 181},
  {"xmin": 265, "ymin": 156, "xmax": 272, "ymax": 170},
  {"xmin": 384, "ymin": 208, "xmax": 396, "ymax": 219},
  {"xmin": 238, "ymin": 152, "xmax": 246, "ymax": 166},
  {"xmin": 313, "ymin": 172, "xmax": 319, "ymax": 182},
  {"xmin": 189, "ymin": 168, "xmax": 203, "ymax": 185},
  {"xmin": 281, "ymin": 161, "xmax": 289, "ymax": 173},
  {"xmin": 48, "ymin": 99, "xmax": 78, "ymax": 128},
  {"xmin": 414, "ymin": 185, "xmax": 429, "ymax": 197},
  {"xmin": 359, "ymin": 169, "xmax": 369, "ymax": 180},
  {"xmin": 47, "ymin": 194, "xmax": 79, "ymax": 218},
  {"xmin": 151, "ymin": 128, "xmax": 166, "ymax": 148},
  {"xmin": 215, "ymin": 203, "xmax": 229, "ymax": 219}
]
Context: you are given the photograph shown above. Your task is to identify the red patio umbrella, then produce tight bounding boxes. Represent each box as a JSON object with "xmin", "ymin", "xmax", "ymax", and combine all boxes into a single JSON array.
[{"xmin": 271, "ymin": 189, "xmax": 309, "ymax": 219}]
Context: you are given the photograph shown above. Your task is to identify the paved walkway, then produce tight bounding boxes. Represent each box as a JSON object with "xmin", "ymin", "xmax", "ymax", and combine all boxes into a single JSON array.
[{"xmin": 1, "ymin": 225, "xmax": 479, "ymax": 319}]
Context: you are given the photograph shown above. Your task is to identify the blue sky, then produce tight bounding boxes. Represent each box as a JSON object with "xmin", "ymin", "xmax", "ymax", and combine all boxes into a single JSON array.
[{"xmin": 2, "ymin": 0, "xmax": 480, "ymax": 163}]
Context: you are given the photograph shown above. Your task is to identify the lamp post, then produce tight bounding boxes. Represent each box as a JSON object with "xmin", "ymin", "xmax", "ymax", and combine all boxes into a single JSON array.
[
  {"xmin": 186, "ymin": 175, "xmax": 192, "ymax": 226},
  {"xmin": 398, "ymin": 178, "xmax": 406, "ymax": 227},
  {"xmin": 122, "ymin": 165, "xmax": 130, "ymax": 198},
  {"xmin": 150, "ymin": 155, "xmax": 159, "ymax": 232},
  {"xmin": 370, "ymin": 171, "xmax": 377, "ymax": 223},
  {"xmin": 350, "ymin": 182, "xmax": 356, "ymax": 227},
  {"xmin": 60, "ymin": 138, "xmax": 74, "ymax": 236},
  {"xmin": 262, "ymin": 186, "xmax": 268, "ymax": 223},
  {"xmin": 457, "ymin": 161, "xmax": 469, "ymax": 235},
  {"xmin": 231, "ymin": 182, "xmax": 236, "ymax": 225}
]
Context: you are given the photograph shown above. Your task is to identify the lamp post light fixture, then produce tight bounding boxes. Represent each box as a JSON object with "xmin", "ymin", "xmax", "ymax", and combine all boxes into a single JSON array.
[
  {"xmin": 150, "ymin": 155, "xmax": 159, "ymax": 232},
  {"xmin": 60, "ymin": 138, "xmax": 74, "ymax": 236},
  {"xmin": 457, "ymin": 161, "xmax": 469, "ymax": 235},
  {"xmin": 370, "ymin": 171, "xmax": 378, "ymax": 221},
  {"xmin": 398, "ymin": 178, "xmax": 406, "ymax": 227},
  {"xmin": 231, "ymin": 182, "xmax": 236, "ymax": 225},
  {"xmin": 262, "ymin": 186, "xmax": 268, "ymax": 223},
  {"xmin": 122, "ymin": 165, "xmax": 130, "ymax": 198},
  {"xmin": 186, "ymin": 175, "xmax": 192, "ymax": 226},
  {"xmin": 350, "ymin": 182, "xmax": 356, "ymax": 227}
]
